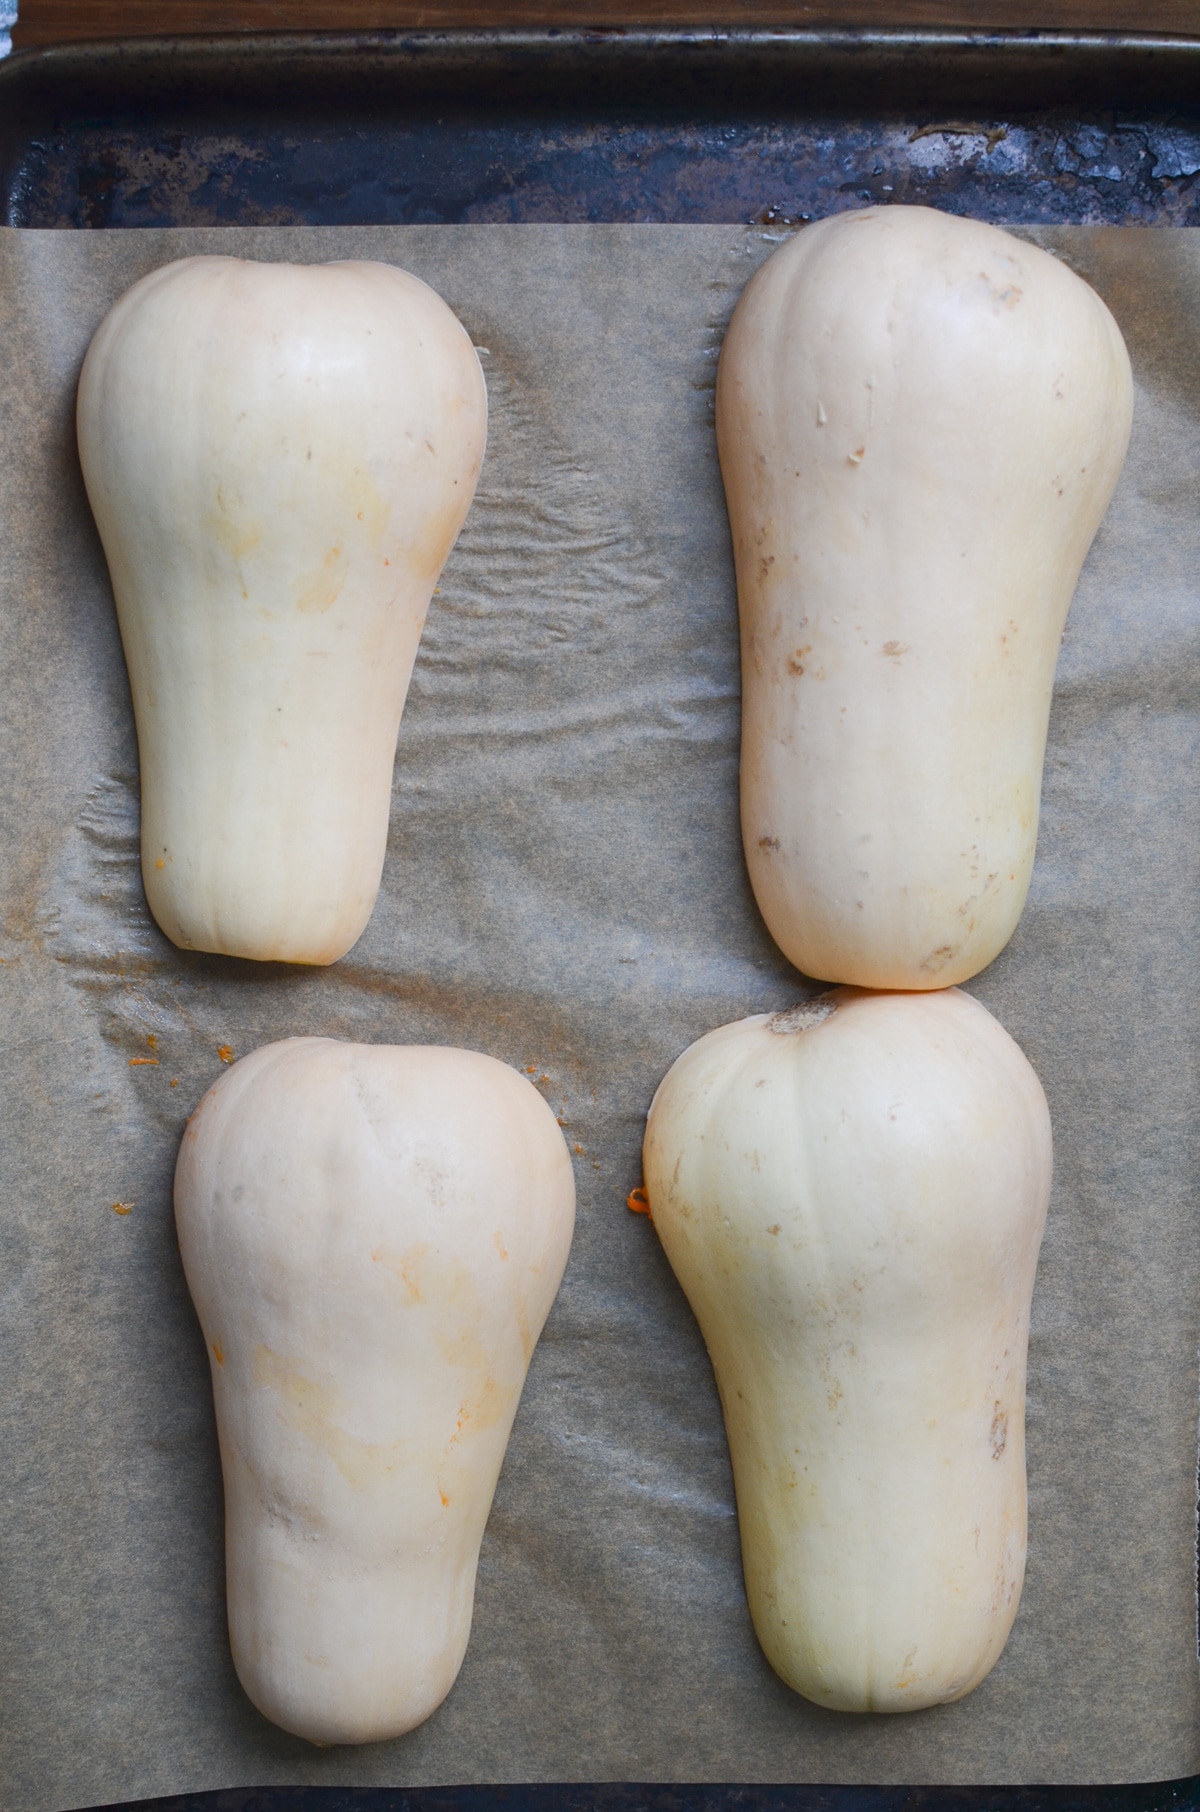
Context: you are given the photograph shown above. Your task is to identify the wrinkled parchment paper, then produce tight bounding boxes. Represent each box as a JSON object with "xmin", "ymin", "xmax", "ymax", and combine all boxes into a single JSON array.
[{"xmin": 0, "ymin": 224, "xmax": 1198, "ymax": 1809}]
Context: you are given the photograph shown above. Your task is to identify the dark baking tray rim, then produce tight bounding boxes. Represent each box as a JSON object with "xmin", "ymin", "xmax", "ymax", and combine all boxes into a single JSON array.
[
  {"xmin": 5, "ymin": 25, "xmax": 1200, "ymax": 105},
  {"xmin": 4, "ymin": 26, "xmax": 1200, "ymax": 230},
  {"xmin": 3, "ymin": 27, "xmax": 1200, "ymax": 230},
  {"xmin": 67, "ymin": 1771, "xmax": 1200, "ymax": 1811}
]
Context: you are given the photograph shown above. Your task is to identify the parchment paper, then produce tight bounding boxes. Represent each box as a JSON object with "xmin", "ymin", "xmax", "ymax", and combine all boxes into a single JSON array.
[{"xmin": 0, "ymin": 222, "xmax": 1198, "ymax": 1810}]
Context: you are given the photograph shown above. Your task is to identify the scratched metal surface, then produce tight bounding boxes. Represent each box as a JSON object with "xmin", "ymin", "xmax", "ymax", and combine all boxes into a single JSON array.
[{"xmin": 0, "ymin": 31, "xmax": 1199, "ymax": 230}]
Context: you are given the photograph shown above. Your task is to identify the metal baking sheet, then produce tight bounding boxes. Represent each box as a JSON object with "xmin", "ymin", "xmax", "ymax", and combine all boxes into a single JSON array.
[
  {"xmin": 1, "ymin": 30, "xmax": 1199, "ymax": 232},
  {"xmin": 1, "ymin": 29, "xmax": 1199, "ymax": 1812}
]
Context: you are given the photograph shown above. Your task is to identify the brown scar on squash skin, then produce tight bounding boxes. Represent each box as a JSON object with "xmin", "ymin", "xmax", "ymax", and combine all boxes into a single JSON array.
[{"xmin": 767, "ymin": 998, "xmax": 838, "ymax": 1035}]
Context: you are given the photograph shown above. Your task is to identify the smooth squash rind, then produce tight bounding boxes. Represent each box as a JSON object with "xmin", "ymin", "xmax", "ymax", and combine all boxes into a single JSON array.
[
  {"xmin": 78, "ymin": 256, "xmax": 487, "ymax": 965},
  {"xmin": 643, "ymin": 987, "xmax": 1051, "ymax": 1713},
  {"xmin": 175, "ymin": 1037, "xmax": 575, "ymax": 1744},
  {"xmin": 718, "ymin": 207, "xmax": 1133, "ymax": 988}
]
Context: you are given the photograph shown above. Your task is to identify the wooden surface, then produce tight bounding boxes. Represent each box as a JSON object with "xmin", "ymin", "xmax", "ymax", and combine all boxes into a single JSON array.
[{"xmin": 12, "ymin": 0, "xmax": 1200, "ymax": 51}]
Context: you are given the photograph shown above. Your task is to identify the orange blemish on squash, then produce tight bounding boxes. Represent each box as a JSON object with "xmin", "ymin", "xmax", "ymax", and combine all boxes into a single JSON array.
[
  {"xmin": 253, "ymin": 1345, "xmax": 399, "ymax": 1491},
  {"xmin": 371, "ymin": 1242, "xmax": 432, "ymax": 1302},
  {"xmin": 211, "ymin": 1340, "xmax": 224, "ymax": 1366},
  {"xmin": 627, "ymin": 1186, "xmax": 652, "ymax": 1218},
  {"xmin": 296, "ymin": 544, "xmax": 348, "ymax": 615},
  {"xmin": 439, "ymin": 1488, "xmax": 450, "ymax": 1506},
  {"xmin": 493, "ymin": 1232, "xmax": 509, "ymax": 1262}
]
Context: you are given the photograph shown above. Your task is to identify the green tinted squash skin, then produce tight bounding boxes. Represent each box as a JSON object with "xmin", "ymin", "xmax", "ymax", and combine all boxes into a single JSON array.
[
  {"xmin": 718, "ymin": 206, "xmax": 1132, "ymax": 988},
  {"xmin": 644, "ymin": 988, "xmax": 1051, "ymax": 1713}
]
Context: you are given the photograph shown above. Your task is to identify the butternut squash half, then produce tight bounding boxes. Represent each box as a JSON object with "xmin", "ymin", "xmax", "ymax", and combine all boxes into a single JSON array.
[
  {"xmin": 175, "ymin": 1038, "xmax": 574, "ymax": 1744},
  {"xmin": 718, "ymin": 206, "xmax": 1132, "ymax": 987},
  {"xmin": 643, "ymin": 986, "xmax": 1051, "ymax": 1712},
  {"xmin": 78, "ymin": 256, "xmax": 487, "ymax": 965}
]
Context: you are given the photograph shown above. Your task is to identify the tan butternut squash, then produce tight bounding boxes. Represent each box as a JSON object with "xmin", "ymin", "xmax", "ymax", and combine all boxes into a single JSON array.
[
  {"xmin": 78, "ymin": 256, "xmax": 487, "ymax": 965},
  {"xmin": 718, "ymin": 206, "xmax": 1132, "ymax": 987},
  {"xmin": 175, "ymin": 1037, "xmax": 574, "ymax": 1744},
  {"xmin": 643, "ymin": 986, "xmax": 1051, "ymax": 1712}
]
